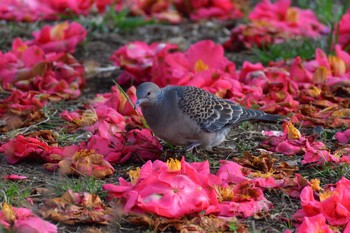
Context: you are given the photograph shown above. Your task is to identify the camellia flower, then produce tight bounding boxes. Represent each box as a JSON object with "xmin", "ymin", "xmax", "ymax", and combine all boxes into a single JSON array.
[
  {"xmin": 174, "ymin": 0, "xmax": 243, "ymax": 21},
  {"xmin": 335, "ymin": 128, "xmax": 350, "ymax": 144},
  {"xmin": 128, "ymin": 0, "xmax": 182, "ymax": 23},
  {"xmin": 151, "ymin": 40, "xmax": 237, "ymax": 89},
  {"xmin": 336, "ymin": 9, "xmax": 350, "ymax": 51},
  {"xmin": 206, "ymin": 181, "xmax": 273, "ymax": 218},
  {"xmin": 296, "ymin": 214, "xmax": 333, "ymax": 233},
  {"xmin": 61, "ymin": 105, "xmax": 125, "ymax": 134},
  {"xmin": 60, "ymin": 108, "xmax": 98, "ymax": 131},
  {"xmin": 249, "ymin": 0, "xmax": 328, "ymax": 38},
  {"xmin": 91, "ymin": 85, "xmax": 142, "ymax": 127},
  {"xmin": 0, "ymin": 39, "xmax": 85, "ymax": 100},
  {"xmin": 40, "ymin": 190, "xmax": 111, "ymax": 225},
  {"xmin": 43, "ymin": 144, "xmax": 81, "ymax": 171},
  {"xmin": 0, "ymin": 203, "xmax": 57, "ymax": 233},
  {"xmin": 302, "ymin": 141, "xmax": 339, "ymax": 165},
  {"xmin": 225, "ymin": 0, "xmax": 327, "ymax": 50},
  {"xmin": 103, "ymin": 158, "xmax": 219, "ymax": 218},
  {"xmin": 47, "ymin": 0, "xmax": 95, "ymax": 16},
  {"xmin": 58, "ymin": 149, "xmax": 115, "ymax": 178},
  {"xmin": 0, "ymin": 0, "xmax": 57, "ymax": 22},
  {"xmin": 0, "ymin": 90, "xmax": 47, "ymax": 132},
  {"xmin": 261, "ymin": 122, "xmax": 304, "ymax": 156},
  {"xmin": 0, "ymin": 135, "xmax": 52, "ymax": 164},
  {"xmin": 122, "ymin": 128, "xmax": 163, "ymax": 162},
  {"xmin": 27, "ymin": 21, "xmax": 87, "ymax": 53},
  {"xmin": 85, "ymin": 132, "xmax": 127, "ymax": 164},
  {"xmin": 2, "ymin": 174, "xmax": 27, "ymax": 181},
  {"xmin": 110, "ymin": 41, "xmax": 178, "ymax": 85},
  {"xmin": 293, "ymin": 177, "xmax": 350, "ymax": 227}
]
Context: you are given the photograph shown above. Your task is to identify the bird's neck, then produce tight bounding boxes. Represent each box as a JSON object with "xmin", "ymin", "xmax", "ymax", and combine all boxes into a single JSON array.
[{"xmin": 157, "ymin": 90, "xmax": 164, "ymax": 100}]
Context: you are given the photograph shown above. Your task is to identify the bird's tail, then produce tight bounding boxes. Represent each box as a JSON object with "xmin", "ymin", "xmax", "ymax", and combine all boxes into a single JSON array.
[{"xmin": 240, "ymin": 108, "xmax": 286, "ymax": 123}]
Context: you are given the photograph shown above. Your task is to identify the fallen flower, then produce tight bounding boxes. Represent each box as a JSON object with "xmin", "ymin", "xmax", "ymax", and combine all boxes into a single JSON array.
[
  {"xmin": 110, "ymin": 41, "xmax": 178, "ymax": 85},
  {"xmin": 122, "ymin": 128, "xmax": 163, "ymax": 162},
  {"xmin": 40, "ymin": 190, "xmax": 112, "ymax": 225},
  {"xmin": 2, "ymin": 174, "xmax": 27, "ymax": 181},
  {"xmin": 336, "ymin": 9, "xmax": 350, "ymax": 51},
  {"xmin": 225, "ymin": 0, "xmax": 328, "ymax": 51},
  {"xmin": 335, "ymin": 128, "xmax": 350, "ymax": 144},
  {"xmin": 296, "ymin": 214, "xmax": 333, "ymax": 233},
  {"xmin": 1, "ymin": 39, "xmax": 86, "ymax": 100},
  {"xmin": 293, "ymin": 177, "xmax": 350, "ymax": 227},
  {"xmin": 280, "ymin": 174, "xmax": 311, "ymax": 198},
  {"xmin": 0, "ymin": 90, "xmax": 46, "ymax": 132},
  {"xmin": 151, "ymin": 40, "xmax": 237, "ymax": 90},
  {"xmin": 0, "ymin": 203, "xmax": 57, "ymax": 233},
  {"xmin": 302, "ymin": 140, "xmax": 339, "ymax": 165},
  {"xmin": 0, "ymin": 0, "xmax": 56, "ymax": 22},
  {"xmin": 0, "ymin": 135, "xmax": 52, "ymax": 164},
  {"xmin": 103, "ymin": 158, "xmax": 219, "ymax": 218},
  {"xmin": 174, "ymin": 0, "xmax": 243, "ymax": 21},
  {"xmin": 27, "ymin": 21, "xmax": 87, "ymax": 53},
  {"xmin": 58, "ymin": 149, "xmax": 114, "ymax": 178},
  {"xmin": 47, "ymin": 0, "xmax": 94, "ymax": 16},
  {"xmin": 91, "ymin": 85, "xmax": 142, "ymax": 128},
  {"xmin": 261, "ymin": 122, "xmax": 304, "ymax": 156},
  {"xmin": 206, "ymin": 181, "xmax": 273, "ymax": 218}
]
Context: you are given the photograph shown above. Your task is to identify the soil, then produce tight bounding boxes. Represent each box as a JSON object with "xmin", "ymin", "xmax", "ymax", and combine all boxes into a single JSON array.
[{"xmin": 0, "ymin": 5, "xmax": 342, "ymax": 233}]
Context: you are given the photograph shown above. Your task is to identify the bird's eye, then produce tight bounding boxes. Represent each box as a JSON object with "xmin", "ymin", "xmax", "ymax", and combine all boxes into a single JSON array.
[{"xmin": 147, "ymin": 92, "xmax": 151, "ymax": 96}]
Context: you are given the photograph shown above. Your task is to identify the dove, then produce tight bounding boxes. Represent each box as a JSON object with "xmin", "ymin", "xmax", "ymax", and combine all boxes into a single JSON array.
[{"xmin": 135, "ymin": 82, "xmax": 285, "ymax": 150}]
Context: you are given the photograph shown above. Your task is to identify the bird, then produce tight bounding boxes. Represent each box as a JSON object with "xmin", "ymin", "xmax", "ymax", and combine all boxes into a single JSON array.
[{"xmin": 135, "ymin": 82, "xmax": 285, "ymax": 151}]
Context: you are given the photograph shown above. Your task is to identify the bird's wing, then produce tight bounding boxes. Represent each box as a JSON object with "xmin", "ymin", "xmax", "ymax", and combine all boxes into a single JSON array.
[{"xmin": 176, "ymin": 86, "xmax": 242, "ymax": 132}]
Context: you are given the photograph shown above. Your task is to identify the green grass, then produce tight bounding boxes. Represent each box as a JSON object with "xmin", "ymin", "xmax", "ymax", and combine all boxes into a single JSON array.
[
  {"xmin": 251, "ymin": 39, "xmax": 325, "ymax": 65},
  {"xmin": 79, "ymin": 7, "xmax": 155, "ymax": 33},
  {"xmin": 49, "ymin": 175, "xmax": 106, "ymax": 197},
  {"xmin": 303, "ymin": 163, "xmax": 350, "ymax": 184},
  {"xmin": 0, "ymin": 181, "xmax": 32, "ymax": 206}
]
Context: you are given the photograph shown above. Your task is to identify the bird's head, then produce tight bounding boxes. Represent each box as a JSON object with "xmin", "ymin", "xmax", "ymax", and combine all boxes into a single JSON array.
[{"xmin": 135, "ymin": 82, "xmax": 161, "ymax": 109}]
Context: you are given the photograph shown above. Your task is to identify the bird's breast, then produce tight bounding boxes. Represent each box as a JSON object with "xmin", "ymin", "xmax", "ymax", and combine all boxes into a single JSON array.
[{"xmin": 141, "ymin": 105, "xmax": 201, "ymax": 146}]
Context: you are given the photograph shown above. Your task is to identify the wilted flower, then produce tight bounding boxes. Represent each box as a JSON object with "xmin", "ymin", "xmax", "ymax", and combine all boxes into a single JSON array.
[
  {"xmin": 0, "ymin": 203, "xmax": 57, "ymax": 233},
  {"xmin": 59, "ymin": 149, "xmax": 114, "ymax": 178}
]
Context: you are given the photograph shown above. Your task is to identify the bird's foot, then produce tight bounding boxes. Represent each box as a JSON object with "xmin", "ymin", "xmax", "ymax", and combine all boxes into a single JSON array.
[{"xmin": 185, "ymin": 143, "xmax": 201, "ymax": 151}]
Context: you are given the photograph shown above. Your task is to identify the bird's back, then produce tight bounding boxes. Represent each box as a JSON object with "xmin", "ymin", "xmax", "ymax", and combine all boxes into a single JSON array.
[
  {"xmin": 172, "ymin": 86, "xmax": 235, "ymax": 132},
  {"xmin": 172, "ymin": 85, "xmax": 284, "ymax": 133}
]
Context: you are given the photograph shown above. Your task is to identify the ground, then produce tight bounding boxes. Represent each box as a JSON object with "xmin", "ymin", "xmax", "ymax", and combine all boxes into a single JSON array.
[{"xmin": 0, "ymin": 2, "xmax": 348, "ymax": 232}]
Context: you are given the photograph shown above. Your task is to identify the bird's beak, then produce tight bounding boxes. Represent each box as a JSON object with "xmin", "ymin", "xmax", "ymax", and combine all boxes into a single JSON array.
[{"xmin": 134, "ymin": 99, "xmax": 144, "ymax": 109}]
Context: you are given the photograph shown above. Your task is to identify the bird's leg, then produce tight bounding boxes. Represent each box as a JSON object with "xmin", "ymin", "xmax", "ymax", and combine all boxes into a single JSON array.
[
  {"xmin": 181, "ymin": 143, "xmax": 201, "ymax": 160},
  {"xmin": 185, "ymin": 142, "xmax": 201, "ymax": 151}
]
